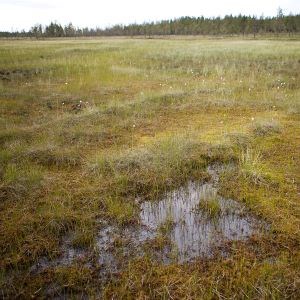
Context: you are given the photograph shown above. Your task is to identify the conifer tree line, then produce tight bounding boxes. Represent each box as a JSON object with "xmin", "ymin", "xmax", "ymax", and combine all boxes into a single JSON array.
[{"xmin": 1, "ymin": 10, "xmax": 299, "ymax": 38}]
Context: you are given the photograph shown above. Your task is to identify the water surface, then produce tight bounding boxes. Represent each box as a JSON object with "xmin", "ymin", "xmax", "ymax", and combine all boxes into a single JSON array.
[{"xmin": 97, "ymin": 164, "xmax": 267, "ymax": 265}]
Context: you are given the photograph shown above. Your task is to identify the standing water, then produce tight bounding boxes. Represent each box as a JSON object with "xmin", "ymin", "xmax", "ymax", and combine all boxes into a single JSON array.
[
  {"xmin": 97, "ymin": 164, "xmax": 268, "ymax": 267},
  {"xmin": 31, "ymin": 164, "xmax": 268, "ymax": 275},
  {"xmin": 140, "ymin": 180, "xmax": 261, "ymax": 261}
]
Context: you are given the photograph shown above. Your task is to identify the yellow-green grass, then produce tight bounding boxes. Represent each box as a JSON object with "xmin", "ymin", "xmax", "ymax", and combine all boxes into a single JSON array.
[
  {"xmin": 0, "ymin": 37, "xmax": 299, "ymax": 298},
  {"xmin": 197, "ymin": 194, "xmax": 222, "ymax": 219}
]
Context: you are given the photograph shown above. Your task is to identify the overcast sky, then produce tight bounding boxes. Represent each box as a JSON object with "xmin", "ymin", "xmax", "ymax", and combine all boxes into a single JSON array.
[{"xmin": 1, "ymin": 0, "xmax": 299, "ymax": 31}]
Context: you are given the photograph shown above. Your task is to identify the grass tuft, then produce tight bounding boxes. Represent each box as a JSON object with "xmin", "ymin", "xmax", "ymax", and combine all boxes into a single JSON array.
[
  {"xmin": 238, "ymin": 147, "xmax": 266, "ymax": 185},
  {"xmin": 252, "ymin": 119, "xmax": 282, "ymax": 136},
  {"xmin": 196, "ymin": 193, "xmax": 222, "ymax": 219},
  {"xmin": 103, "ymin": 197, "xmax": 137, "ymax": 225},
  {"xmin": 26, "ymin": 146, "xmax": 82, "ymax": 168},
  {"xmin": 88, "ymin": 135, "xmax": 209, "ymax": 199},
  {"xmin": 158, "ymin": 215, "xmax": 176, "ymax": 235}
]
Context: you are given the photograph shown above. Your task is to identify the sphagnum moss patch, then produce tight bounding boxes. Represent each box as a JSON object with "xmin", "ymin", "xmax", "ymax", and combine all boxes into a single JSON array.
[{"xmin": 0, "ymin": 37, "xmax": 299, "ymax": 299}]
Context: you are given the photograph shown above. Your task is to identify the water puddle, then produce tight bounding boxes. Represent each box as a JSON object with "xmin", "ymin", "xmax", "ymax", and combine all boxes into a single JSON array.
[
  {"xmin": 140, "ymin": 181, "xmax": 261, "ymax": 261},
  {"xmin": 31, "ymin": 164, "xmax": 268, "ymax": 276},
  {"xmin": 96, "ymin": 164, "xmax": 268, "ymax": 268}
]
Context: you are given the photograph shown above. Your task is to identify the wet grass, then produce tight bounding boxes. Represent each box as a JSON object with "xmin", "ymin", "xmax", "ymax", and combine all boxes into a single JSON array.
[
  {"xmin": 0, "ymin": 37, "xmax": 299, "ymax": 298},
  {"xmin": 103, "ymin": 197, "xmax": 137, "ymax": 225},
  {"xmin": 197, "ymin": 195, "xmax": 221, "ymax": 219},
  {"xmin": 158, "ymin": 216, "xmax": 176, "ymax": 235}
]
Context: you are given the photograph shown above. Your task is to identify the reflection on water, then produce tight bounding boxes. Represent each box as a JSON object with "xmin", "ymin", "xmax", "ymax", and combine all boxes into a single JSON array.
[{"xmin": 140, "ymin": 181, "xmax": 262, "ymax": 261}]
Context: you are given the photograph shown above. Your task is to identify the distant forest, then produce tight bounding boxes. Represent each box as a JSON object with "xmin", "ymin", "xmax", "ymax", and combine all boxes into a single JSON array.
[{"xmin": 1, "ymin": 10, "xmax": 300, "ymax": 38}]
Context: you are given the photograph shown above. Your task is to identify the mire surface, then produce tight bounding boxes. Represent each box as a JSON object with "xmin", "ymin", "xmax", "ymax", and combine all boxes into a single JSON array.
[{"xmin": 0, "ymin": 38, "xmax": 299, "ymax": 298}]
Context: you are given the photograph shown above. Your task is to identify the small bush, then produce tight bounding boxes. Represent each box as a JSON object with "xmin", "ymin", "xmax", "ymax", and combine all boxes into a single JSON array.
[{"xmin": 0, "ymin": 129, "xmax": 32, "ymax": 147}]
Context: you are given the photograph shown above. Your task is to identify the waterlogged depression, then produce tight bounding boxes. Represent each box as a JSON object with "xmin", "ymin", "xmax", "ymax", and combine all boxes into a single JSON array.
[
  {"xmin": 31, "ymin": 165, "xmax": 268, "ymax": 275},
  {"xmin": 96, "ymin": 164, "xmax": 268, "ymax": 269},
  {"xmin": 140, "ymin": 181, "xmax": 261, "ymax": 261}
]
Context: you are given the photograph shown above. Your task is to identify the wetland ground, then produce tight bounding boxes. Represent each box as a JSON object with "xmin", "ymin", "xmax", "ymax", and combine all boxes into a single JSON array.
[{"xmin": 0, "ymin": 37, "xmax": 299, "ymax": 298}]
